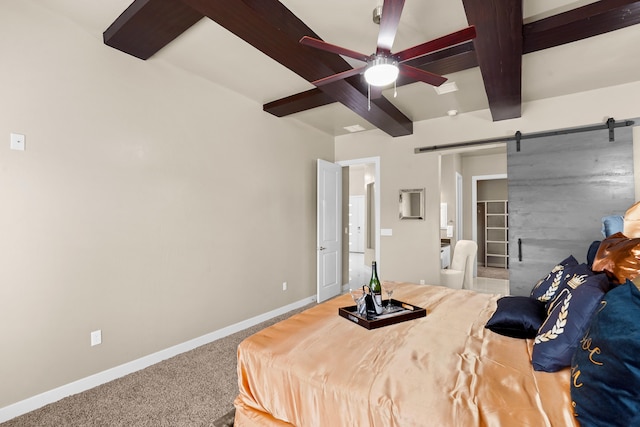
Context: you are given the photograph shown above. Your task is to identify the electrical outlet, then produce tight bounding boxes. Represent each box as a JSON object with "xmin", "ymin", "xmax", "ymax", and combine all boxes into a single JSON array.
[
  {"xmin": 282, "ymin": 281, "xmax": 288, "ymax": 291},
  {"xmin": 91, "ymin": 330, "xmax": 102, "ymax": 346},
  {"xmin": 419, "ymin": 279, "xmax": 425, "ymax": 285}
]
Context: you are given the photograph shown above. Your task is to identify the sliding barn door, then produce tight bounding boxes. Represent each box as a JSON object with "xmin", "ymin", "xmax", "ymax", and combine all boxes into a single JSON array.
[{"xmin": 507, "ymin": 123, "xmax": 636, "ymax": 296}]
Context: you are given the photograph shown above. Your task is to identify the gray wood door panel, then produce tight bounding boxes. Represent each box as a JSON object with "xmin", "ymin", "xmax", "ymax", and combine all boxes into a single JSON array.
[{"xmin": 507, "ymin": 124, "xmax": 636, "ymax": 296}]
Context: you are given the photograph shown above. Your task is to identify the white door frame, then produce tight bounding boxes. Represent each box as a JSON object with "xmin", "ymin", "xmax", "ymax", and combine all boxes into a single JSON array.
[
  {"xmin": 349, "ymin": 195, "xmax": 365, "ymax": 253},
  {"xmin": 456, "ymin": 172, "xmax": 463, "ymax": 241},
  {"xmin": 337, "ymin": 157, "xmax": 381, "ymax": 275}
]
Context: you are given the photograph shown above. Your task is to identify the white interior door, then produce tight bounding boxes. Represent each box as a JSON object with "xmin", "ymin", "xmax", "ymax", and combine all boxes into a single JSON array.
[{"xmin": 317, "ymin": 159, "xmax": 342, "ymax": 303}]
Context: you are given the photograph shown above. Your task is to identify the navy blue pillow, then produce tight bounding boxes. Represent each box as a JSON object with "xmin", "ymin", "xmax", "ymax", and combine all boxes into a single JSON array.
[
  {"xmin": 530, "ymin": 255, "xmax": 578, "ymax": 303},
  {"xmin": 532, "ymin": 273, "xmax": 609, "ymax": 372},
  {"xmin": 485, "ymin": 297, "xmax": 546, "ymax": 339},
  {"xmin": 586, "ymin": 240, "xmax": 601, "ymax": 269},
  {"xmin": 571, "ymin": 281, "xmax": 640, "ymax": 426}
]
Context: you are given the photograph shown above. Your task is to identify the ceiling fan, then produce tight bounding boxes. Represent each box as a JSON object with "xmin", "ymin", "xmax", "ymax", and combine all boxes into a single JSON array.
[{"xmin": 300, "ymin": 0, "xmax": 476, "ymax": 96}]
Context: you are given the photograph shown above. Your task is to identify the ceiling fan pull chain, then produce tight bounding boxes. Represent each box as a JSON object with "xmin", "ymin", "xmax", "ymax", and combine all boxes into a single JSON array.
[{"xmin": 368, "ymin": 84, "xmax": 371, "ymax": 111}]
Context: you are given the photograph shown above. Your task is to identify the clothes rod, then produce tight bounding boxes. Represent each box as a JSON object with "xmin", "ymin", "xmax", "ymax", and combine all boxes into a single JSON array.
[{"xmin": 414, "ymin": 118, "xmax": 635, "ymax": 154}]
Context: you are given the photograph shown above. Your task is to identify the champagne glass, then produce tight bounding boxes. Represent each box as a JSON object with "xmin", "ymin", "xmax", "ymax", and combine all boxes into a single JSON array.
[
  {"xmin": 349, "ymin": 287, "xmax": 366, "ymax": 316},
  {"xmin": 382, "ymin": 281, "xmax": 396, "ymax": 312}
]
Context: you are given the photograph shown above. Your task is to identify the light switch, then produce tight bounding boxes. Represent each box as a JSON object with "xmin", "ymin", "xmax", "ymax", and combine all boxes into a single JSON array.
[
  {"xmin": 10, "ymin": 133, "xmax": 25, "ymax": 151},
  {"xmin": 91, "ymin": 330, "xmax": 102, "ymax": 346},
  {"xmin": 446, "ymin": 225, "xmax": 454, "ymax": 237}
]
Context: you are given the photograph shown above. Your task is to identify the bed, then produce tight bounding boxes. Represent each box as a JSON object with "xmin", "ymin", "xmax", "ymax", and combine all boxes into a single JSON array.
[{"xmin": 233, "ymin": 283, "xmax": 577, "ymax": 427}]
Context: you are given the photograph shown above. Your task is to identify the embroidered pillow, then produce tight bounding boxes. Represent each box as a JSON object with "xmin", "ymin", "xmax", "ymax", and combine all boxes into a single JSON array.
[
  {"xmin": 530, "ymin": 255, "xmax": 579, "ymax": 303},
  {"xmin": 485, "ymin": 297, "xmax": 546, "ymax": 339},
  {"xmin": 531, "ymin": 273, "xmax": 609, "ymax": 372},
  {"xmin": 544, "ymin": 263, "xmax": 597, "ymax": 314},
  {"xmin": 571, "ymin": 281, "xmax": 640, "ymax": 426}
]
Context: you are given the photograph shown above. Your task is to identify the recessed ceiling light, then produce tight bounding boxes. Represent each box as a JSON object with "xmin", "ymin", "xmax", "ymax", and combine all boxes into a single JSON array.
[
  {"xmin": 447, "ymin": 109, "xmax": 458, "ymax": 116},
  {"xmin": 434, "ymin": 82, "xmax": 458, "ymax": 95},
  {"xmin": 344, "ymin": 124, "xmax": 366, "ymax": 133}
]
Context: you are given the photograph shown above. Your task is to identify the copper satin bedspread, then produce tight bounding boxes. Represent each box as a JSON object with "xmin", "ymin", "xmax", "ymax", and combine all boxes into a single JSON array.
[{"xmin": 234, "ymin": 283, "xmax": 576, "ymax": 427}]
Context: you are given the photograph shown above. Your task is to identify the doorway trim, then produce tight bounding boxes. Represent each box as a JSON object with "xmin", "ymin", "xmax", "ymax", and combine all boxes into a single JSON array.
[
  {"xmin": 456, "ymin": 172, "xmax": 463, "ymax": 241},
  {"xmin": 337, "ymin": 157, "xmax": 381, "ymax": 275}
]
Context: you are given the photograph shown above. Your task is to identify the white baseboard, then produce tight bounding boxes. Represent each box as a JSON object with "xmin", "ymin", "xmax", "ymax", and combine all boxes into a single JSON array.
[{"xmin": 0, "ymin": 295, "xmax": 316, "ymax": 423}]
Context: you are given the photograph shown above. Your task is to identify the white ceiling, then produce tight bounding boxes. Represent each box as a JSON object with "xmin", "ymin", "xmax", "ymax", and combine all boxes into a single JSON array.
[{"xmin": 38, "ymin": 0, "xmax": 640, "ymax": 137}]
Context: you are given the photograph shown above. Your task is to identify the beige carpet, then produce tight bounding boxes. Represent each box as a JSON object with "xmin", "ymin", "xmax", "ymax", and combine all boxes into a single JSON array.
[{"xmin": 2, "ymin": 303, "xmax": 314, "ymax": 427}]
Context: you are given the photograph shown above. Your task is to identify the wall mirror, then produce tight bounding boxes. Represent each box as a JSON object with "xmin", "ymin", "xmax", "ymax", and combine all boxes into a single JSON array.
[{"xmin": 399, "ymin": 188, "xmax": 425, "ymax": 220}]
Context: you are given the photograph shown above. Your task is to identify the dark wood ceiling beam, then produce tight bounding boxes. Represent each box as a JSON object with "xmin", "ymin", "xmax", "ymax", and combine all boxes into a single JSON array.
[
  {"xmin": 264, "ymin": 88, "xmax": 334, "ymax": 117},
  {"xmin": 105, "ymin": 0, "xmax": 640, "ymax": 133},
  {"xmin": 179, "ymin": 0, "xmax": 349, "ymax": 79},
  {"xmin": 329, "ymin": 81, "xmax": 413, "ymax": 136},
  {"xmin": 402, "ymin": 42, "xmax": 478, "ymax": 75},
  {"xmin": 462, "ymin": 0, "xmax": 523, "ymax": 121},
  {"xmin": 524, "ymin": 0, "xmax": 640, "ymax": 53},
  {"xmin": 178, "ymin": 0, "xmax": 412, "ymax": 136},
  {"xmin": 103, "ymin": 0, "xmax": 204, "ymax": 60}
]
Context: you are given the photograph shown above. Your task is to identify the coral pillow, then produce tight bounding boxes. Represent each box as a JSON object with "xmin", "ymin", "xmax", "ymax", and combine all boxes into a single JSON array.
[
  {"xmin": 623, "ymin": 201, "xmax": 640, "ymax": 238},
  {"xmin": 592, "ymin": 232, "xmax": 640, "ymax": 285}
]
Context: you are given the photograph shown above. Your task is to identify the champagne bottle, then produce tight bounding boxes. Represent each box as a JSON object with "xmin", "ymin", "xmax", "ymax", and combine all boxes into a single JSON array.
[{"xmin": 369, "ymin": 261, "xmax": 383, "ymax": 315}]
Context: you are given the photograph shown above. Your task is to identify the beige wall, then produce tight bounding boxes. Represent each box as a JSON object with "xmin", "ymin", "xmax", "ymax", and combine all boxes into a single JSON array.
[
  {"xmin": 335, "ymin": 137, "xmax": 442, "ymax": 284},
  {"xmin": 478, "ymin": 179, "xmax": 508, "ymax": 201},
  {"xmin": 0, "ymin": 2, "xmax": 333, "ymax": 408},
  {"xmin": 336, "ymin": 81, "xmax": 640, "ymax": 287}
]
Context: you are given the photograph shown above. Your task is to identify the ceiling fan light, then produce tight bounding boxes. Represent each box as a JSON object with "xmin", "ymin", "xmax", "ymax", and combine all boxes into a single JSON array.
[{"xmin": 364, "ymin": 57, "xmax": 399, "ymax": 87}]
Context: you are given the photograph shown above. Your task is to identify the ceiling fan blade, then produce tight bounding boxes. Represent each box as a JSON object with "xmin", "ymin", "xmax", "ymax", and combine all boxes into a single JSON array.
[
  {"xmin": 300, "ymin": 36, "xmax": 370, "ymax": 62},
  {"xmin": 376, "ymin": 0, "xmax": 406, "ymax": 55},
  {"xmin": 399, "ymin": 64, "xmax": 447, "ymax": 86},
  {"xmin": 395, "ymin": 26, "xmax": 476, "ymax": 63},
  {"xmin": 311, "ymin": 66, "xmax": 366, "ymax": 87}
]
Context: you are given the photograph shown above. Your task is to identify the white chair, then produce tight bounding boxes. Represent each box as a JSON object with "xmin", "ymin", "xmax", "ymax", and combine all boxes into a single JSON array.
[{"xmin": 440, "ymin": 240, "xmax": 478, "ymax": 290}]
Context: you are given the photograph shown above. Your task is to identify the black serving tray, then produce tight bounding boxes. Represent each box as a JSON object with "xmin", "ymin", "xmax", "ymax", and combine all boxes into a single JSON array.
[{"xmin": 338, "ymin": 299, "xmax": 426, "ymax": 329}]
